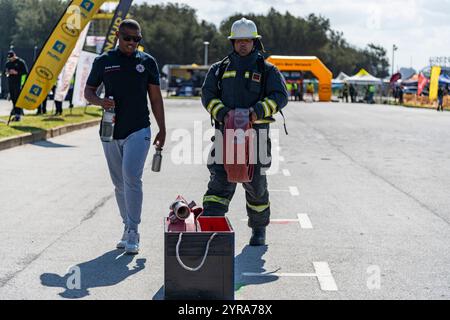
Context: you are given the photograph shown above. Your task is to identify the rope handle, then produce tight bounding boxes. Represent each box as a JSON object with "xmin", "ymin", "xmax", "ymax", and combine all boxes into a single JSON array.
[{"xmin": 175, "ymin": 232, "xmax": 218, "ymax": 272}]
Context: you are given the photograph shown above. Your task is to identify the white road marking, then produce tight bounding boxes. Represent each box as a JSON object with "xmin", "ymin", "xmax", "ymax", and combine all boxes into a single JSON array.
[
  {"xmin": 243, "ymin": 272, "xmax": 316, "ymax": 277},
  {"xmin": 243, "ymin": 262, "xmax": 338, "ymax": 292},
  {"xmin": 279, "ymin": 156, "xmax": 285, "ymax": 162},
  {"xmin": 268, "ymin": 187, "xmax": 299, "ymax": 196},
  {"xmin": 241, "ymin": 214, "xmax": 312, "ymax": 229},
  {"xmin": 241, "ymin": 219, "xmax": 298, "ymax": 223},
  {"xmin": 282, "ymin": 169, "xmax": 291, "ymax": 176},
  {"xmin": 263, "ymin": 168, "xmax": 277, "ymax": 176},
  {"xmin": 313, "ymin": 262, "xmax": 338, "ymax": 291},
  {"xmin": 297, "ymin": 214, "xmax": 313, "ymax": 229},
  {"xmin": 289, "ymin": 186, "xmax": 300, "ymax": 196}
]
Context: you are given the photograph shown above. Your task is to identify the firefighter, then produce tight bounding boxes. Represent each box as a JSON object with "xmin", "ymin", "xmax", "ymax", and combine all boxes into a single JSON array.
[{"xmin": 201, "ymin": 18, "xmax": 289, "ymax": 246}]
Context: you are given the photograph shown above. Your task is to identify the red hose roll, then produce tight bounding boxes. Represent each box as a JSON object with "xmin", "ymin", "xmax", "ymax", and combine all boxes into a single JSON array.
[{"xmin": 223, "ymin": 109, "xmax": 255, "ymax": 183}]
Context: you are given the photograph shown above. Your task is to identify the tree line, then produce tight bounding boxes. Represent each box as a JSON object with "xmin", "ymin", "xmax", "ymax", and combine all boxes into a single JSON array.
[{"xmin": 0, "ymin": 0, "xmax": 390, "ymax": 77}]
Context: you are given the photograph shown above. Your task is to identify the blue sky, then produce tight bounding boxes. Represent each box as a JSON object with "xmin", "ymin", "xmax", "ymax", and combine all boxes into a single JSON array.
[{"xmin": 133, "ymin": 0, "xmax": 450, "ymax": 72}]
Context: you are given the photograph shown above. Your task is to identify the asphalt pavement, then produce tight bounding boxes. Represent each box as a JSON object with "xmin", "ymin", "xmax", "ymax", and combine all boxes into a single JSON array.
[{"xmin": 0, "ymin": 99, "xmax": 449, "ymax": 300}]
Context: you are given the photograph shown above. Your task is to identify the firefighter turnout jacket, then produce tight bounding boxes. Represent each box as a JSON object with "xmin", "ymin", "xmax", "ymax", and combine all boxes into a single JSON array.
[{"xmin": 202, "ymin": 50, "xmax": 288, "ymax": 124}]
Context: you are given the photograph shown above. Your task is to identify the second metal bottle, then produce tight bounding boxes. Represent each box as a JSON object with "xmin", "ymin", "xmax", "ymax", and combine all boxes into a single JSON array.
[{"xmin": 152, "ymin": 148, "xmax": 163, "ymax": 172}]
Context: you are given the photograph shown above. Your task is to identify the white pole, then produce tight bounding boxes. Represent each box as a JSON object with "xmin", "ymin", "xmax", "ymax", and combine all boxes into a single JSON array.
[{"xmin": 204, "ymin": 41, "xmax": 210, "ymax": 66}]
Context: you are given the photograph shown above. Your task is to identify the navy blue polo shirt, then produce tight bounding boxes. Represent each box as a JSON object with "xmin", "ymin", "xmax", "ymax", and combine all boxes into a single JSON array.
[{"xmin": 87, "ymin": 48, "xmax": 160, "ymax": 139}]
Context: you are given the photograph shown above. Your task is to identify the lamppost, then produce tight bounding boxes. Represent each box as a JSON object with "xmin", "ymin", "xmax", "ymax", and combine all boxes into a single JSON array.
[
  {"xmin": 33, "ymin": 45, "xmax": 38, "ymax": 62},
  {"xmin": 203, "ymin": 41, "xmax": 210, "ymax": 66},
  {"xmin": 392, "ymin": 44, "xmax": 398, "ymax": 75}
]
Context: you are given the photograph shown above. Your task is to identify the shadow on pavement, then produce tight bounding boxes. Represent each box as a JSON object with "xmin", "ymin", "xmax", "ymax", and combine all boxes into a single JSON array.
[
  {"xmin": 6, "ymin": 125, "xmax": 45, "ymax": 134},
  {"xmin": 40, "ymin": 250, "xmax": 146, "ymax": 299},
  {"xmin": 152, "ymin": 286, "xmax": 164, "ymax": 300},
  {"xmin": 31, "ymin": 140, "xmax": 75, "ymax": 148},
  {"xmin": 235, "ymin": 245, "xmax": 279, "ymax": 292}
]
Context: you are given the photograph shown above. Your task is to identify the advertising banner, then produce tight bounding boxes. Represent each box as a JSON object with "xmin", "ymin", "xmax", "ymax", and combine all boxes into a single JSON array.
[
  {"xmin": 101, "ymin": 0, "xmax": 134, "ymax": 53},
  {"xmin": 417, "ymin": 73, "xmax": 429, "ymax": 96},
  {"xmin": 429, "ymin": 66, "xmax": 442, "ymax": 101},
  {"xmin": 72, "ymin": 50, "xmax": 98, "ymax": 107},
  {"xmin": 16, "ymin": 0, "xmax": 107, "ymax": 110},
  {"xmin": 54, "ymin": 22, "xmax": 90, "ymax": 102}
]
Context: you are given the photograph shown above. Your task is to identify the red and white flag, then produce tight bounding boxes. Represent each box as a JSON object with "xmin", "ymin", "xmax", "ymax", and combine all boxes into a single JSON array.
[
  {"xmin": 390, "ymin": 72, "xmax": 401, "ymax": 87},
  {"xmin": 417, "ymin": 73, "xmax": 429, "ymax": 96}
]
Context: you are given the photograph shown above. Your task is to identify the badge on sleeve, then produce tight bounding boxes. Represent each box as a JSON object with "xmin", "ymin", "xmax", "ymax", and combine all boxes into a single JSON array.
[
  {"xmin": 252, "ymin": 72, "xmax": 261, "ymax": 83},
  {"xmin": 136, "ymin": 64, "xmax": 145, "ymax": 73}
]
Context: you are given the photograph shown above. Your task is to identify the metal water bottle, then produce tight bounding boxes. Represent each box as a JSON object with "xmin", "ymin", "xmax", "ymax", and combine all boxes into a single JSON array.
[
  {"xmin": 101, "ymin": 96, "xmax": 115, "ymax": 142},
  {"xmin": 152, "ymin": 148, "xmax": 163, "ymax": 172}
]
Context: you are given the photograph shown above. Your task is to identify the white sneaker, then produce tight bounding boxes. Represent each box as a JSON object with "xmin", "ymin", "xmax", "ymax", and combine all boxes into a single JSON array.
[
  {"xmin": 126, "ymin": 230, "xmax": 140, "ymax": 255},
  {"xmin": 116, "ymin": 227, "xmax": 129, "ymax": 249}
]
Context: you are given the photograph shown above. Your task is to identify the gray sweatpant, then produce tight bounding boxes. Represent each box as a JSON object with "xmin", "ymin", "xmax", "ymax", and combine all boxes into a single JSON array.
[{"xmin": 102, "ymin": 127, "xmax": 151, "ymax": 232}]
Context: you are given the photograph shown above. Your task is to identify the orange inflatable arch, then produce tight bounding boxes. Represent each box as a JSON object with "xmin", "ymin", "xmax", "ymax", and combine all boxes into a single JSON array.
[{"xmin": 267, "ymin": 56, "xmax": 333, "ymax": 102}]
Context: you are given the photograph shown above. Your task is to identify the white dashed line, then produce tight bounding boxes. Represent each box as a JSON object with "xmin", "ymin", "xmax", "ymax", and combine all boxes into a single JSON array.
[
  {"xmin": 241, "ymin": 218, "xmax": 298, "ymax": 223},
  {"xmin": 243, "ymin": 272, "xmax": 316, "ymax": 277},
  {"xmin": 279, "ymin": 156, "xmax": 285, "ymax": 162},
  {"xmin": 243, "ymin": 262, "xmax": 338, "ymax": 292},
  {"xmin": 289, "ymin": 186, "xmax": 299, "ymax": 196},
  {"xmin": 282, "ymin": 169, "xmax": 291, "ymax": 176},
  {"xmin": 313, "ymin": 262, "xmax": 338, "ymax": 291},
  {"xmin": 269, "ymin": 186, "xmax": 299, "ymax": 196},
  {"xmin": 241, "ymin": 214, "xmax": 312, "ymax": 229},
  {"xmin": 297, "ymin": 214, "xmax": 313, "ymax": 229}
]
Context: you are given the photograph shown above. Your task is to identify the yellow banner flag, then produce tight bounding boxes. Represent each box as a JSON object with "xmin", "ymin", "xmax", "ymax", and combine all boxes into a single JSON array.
[
  {"xmin": 17, "ymin": 0, "xmax": 107, "ymax": 110},
  {"xmin": 429, "ymin": 66, "xmax": 441, "ymax": 102}
]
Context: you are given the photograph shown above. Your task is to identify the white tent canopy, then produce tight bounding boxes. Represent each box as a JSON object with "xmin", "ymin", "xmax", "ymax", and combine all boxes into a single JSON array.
[
  {"xmin": 345, "ymin": 69, "xmax": 382, "ymax": 85},
  {"xmin": 333, "ymin": 72, "xmax": 349, "ymax": 84}
]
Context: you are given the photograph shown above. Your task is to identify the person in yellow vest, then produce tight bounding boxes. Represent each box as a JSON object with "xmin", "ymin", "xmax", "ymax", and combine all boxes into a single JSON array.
[
  {"xmin": 306, "ymin": 82, "xmax": 315, "ymax": 102},
  {"xmin": 286, "ymin": 81, "xmax": 293, "ymax": 100},
  {"xmin": 437, "ymin": 86, "xmax": 445, "ymax": 112},
  {"xmin": 368, "ymin": 84, "xmax": 376, "ymax": 104},
  {"xmin": 292, "ymin": 82, "xmax": 298, "ymax": 101},
  {"xmin": 342, "ymin": 83, "xmax": 349, "ymax": 103}
]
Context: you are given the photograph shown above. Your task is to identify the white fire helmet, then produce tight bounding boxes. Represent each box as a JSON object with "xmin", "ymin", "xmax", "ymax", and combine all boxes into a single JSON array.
[{"xmin": 228, "ymin": 18, "xmax": 262, "ymax": 40}]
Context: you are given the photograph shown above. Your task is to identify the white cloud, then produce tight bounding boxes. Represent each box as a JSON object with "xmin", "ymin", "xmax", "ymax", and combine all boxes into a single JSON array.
[{"xmin": 134, "ymin": 0, "xmax": 450, "ymax": 72}]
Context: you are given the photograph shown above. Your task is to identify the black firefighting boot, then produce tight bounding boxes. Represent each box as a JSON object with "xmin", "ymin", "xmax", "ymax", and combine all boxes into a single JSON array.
[{"xmin": 249, "ymin": 227, "xmax": 266, "ymax": 246}]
